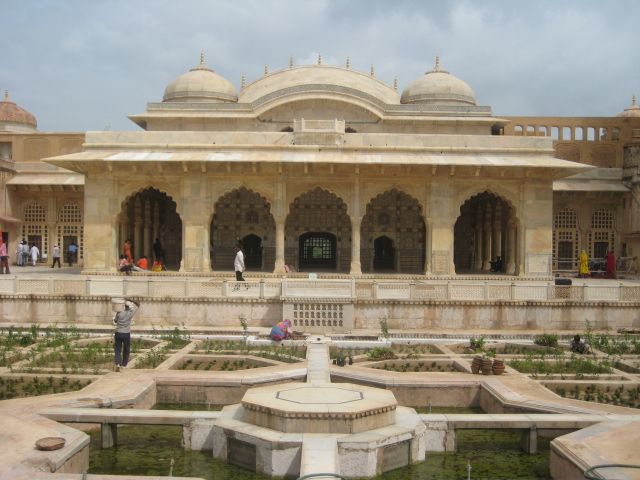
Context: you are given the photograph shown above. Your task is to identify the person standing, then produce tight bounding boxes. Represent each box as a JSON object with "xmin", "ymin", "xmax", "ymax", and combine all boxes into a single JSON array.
[
  {"xmin": 579, "ymin": 250, "xmax": 589, "ymax": 278},
  {"xmin": 29, "ymin": 243, "xmax": 39, "ymax": 266},
  {"xmin": 234, "ymin": 243, "xmax": 245, "ymax": 282},
  {"xmin": 51, "ymin": 244, "xmax": 61, "ymax": 268},
  {"xmin": 123, "ymin": 239, "xmax": 132, "ymax": 265},
  {"xmin": 15, "ymin": 241, "xmax": 23, "ymax": 267},
  {"xmin": 113, "ymin": 298, "xmax": 140, "ymax": 371},
  {"xmin": 605, "ymin": 250, "xmax": 616, "ymax": 278},
  {"xmin": 21, "ymin": 240, "xmax": 29, "ymax": 266},
  {"xmin": 0, "ymin": 240, "xmax": 10, "ymax": 274},
  {"xmin": 68, "ymin": 242, "xmax": 78, "ymax": 266}
]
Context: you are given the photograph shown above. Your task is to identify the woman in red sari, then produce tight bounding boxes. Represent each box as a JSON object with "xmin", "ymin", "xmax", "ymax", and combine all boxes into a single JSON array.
[
  {"xmin": 605, "ymin": 250, "xmax": 616, "ymax": 278},
  {"xmin": 123, "ymin": 239, "xmax": 132, "ymax": 265}
]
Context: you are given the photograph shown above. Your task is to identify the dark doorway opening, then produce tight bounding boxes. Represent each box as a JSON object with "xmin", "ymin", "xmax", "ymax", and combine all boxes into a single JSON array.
[
  {"xmin": 557, "ymin": 241, "xmax": 573, "ymax": 270},
  {"xmin": 373, "ymin": 236, "xmax": 395, "ymax": 271},
  {"xmin": 299, "ymin": 232, "xmax": 336, "ymax": 271},
  {"xmin": 242, "ymin": 234, "xmax": 263, "ymax": 270}
]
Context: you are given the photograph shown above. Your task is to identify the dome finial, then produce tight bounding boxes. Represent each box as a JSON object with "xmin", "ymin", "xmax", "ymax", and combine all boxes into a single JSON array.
[
  {"xmin": 633, "ymin": 95, "xmax": 637, "ymax": 107},
  {"xmin": 434, "ymin": 55, "xmax": 441, "ymax": 72},
  {"xmin": 241, "ymin": 74, "xmax": 246, "ymax": 89},
  {"xmin": 3, "ymin": 90, "xmax": 7, "ymax": 101},
  {"xmin": 370, "ymin": 65, "xmax": 375, "ymax": 77},
  {"xmin": 289, "ymin": 56, "xmax": 294, "ymax": 68},
  {"xmin": 317, "ymin": 53, "xmax": 322, "ymax": 65},
  {"xmin": 393, "ymin": 78, "xmax": 398, "ymax": 91},
  {"xmin": 200, "ymin": 50, "xmax": 205, "ymax": 66},
  {"xmin": 264, "ymin": 64, "xmax": 269, "ymax": 76},
  {"xmin": 346, "ymin": 57, "xmax": 351, "ymax": 69}
]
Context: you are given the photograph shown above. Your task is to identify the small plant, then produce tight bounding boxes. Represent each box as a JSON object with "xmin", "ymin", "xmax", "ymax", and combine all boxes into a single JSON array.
[
  {"xmin": 367, "ymin": 347, "xmax": 396, "ymax": 361},
  {"xmin": 534, "ymin": 333, "xmax": 559, "ymax": 348},
  {"xmin": 379, "ymin": 317, "xmax": 390, "ymax": 340},
  {"xmin": 239, "ymin": 314, "xmax": 249, "ymax": 342},
  {"xmin": 469, "ymin": 336, "xmax": 486, "ymax": 352}
]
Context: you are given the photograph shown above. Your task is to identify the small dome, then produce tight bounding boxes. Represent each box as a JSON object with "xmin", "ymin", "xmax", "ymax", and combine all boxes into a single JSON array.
[
  {"xmin": 401, "ymin": 57, "xmax": 476, "ymax": 106},
  {"xmin": 163, "ymin": 53, "xmax": 237, "ymax": 103},
  {"xmin": 617, "ymin": 95, "xmax": 640, "ymax": 117},
  {"xmin": 0, "ymin": 90, "xmax": 37, "ymax": 130}
]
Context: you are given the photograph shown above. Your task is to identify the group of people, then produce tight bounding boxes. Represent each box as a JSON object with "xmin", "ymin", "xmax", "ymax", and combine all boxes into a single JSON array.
[
  {"xmin": 15, "ymin": 240, "xmax": 41, "ymax": 267},
  {"xmin": 119, "ymin": 238, "xmax": 166, "ymax": 275},
  {"xmin": 578, "ymin": 250, "xmax": 617, "ymax": 278}
]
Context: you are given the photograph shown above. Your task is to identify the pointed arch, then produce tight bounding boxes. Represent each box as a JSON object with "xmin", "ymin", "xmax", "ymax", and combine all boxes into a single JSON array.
[
  {"xmin": 118, "ymin": 187, "xmax": 182, "ymax": 269},
  {"xmin": 361, "ymin": 188, "xmax": 425, "ymax": 273},
  {"xmin": 454, "ymin": 191, "xmax": 519, "ymax": 275},
  {"xmin": 211, "ymin": 187, "xmax": 275, "ymax": 271},
  {"xmin": 285, "ymin": 187, "xmax": 350, "ymax": 272}
]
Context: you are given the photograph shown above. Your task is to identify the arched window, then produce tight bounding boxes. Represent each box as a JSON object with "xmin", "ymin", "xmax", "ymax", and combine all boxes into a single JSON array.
[
  {"xmin": 589, "ymin": 208, "xmax": 615, "ymax": 260},
  {"xmin": 22, "ymin": 202, "xmax": 47, "ymax": 258},
  {"xmin": 57, "ymin": 203, "xmax": 84, "ymax": 262},
  {"xmin": 553, "ymin": 208, "xmax": 578, "ymax": 270}
]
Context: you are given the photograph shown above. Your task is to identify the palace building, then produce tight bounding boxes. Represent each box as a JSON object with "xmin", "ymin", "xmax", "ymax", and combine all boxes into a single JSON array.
[{"xmin": 1, "ymin": 55, "xmax": 639, "ymax": 276}]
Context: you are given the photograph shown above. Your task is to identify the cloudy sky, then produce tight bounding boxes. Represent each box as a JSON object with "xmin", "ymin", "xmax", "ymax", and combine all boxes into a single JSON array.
[{"xmin": 2, "ymin": 0, "xmax": 639, "ymax": 131}]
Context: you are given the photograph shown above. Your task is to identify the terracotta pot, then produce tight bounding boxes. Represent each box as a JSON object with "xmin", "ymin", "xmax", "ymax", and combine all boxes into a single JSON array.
[
  {"xmin": 471, "ymin": 356, "xmax": 482, "ymax": 374},
  {"xmin": 481, "ymin": 358, "xmax": 493, "ymax": 375},
  {"xmin": 492, "ymin": 359, "xmax": 505, "ymax": 375}
]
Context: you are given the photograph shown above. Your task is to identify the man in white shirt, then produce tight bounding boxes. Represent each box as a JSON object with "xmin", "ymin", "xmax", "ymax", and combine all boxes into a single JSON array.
[
  {"xmin": 113, "ymin": 298, "xmax": 140, "ymax": 371},
  {"xmin": 234, "ymin": 244, "xmax": 245, "ymax": 281},
  {"xmin": 29, "ymin": 244, "xmax": 39, "ymax": 266},
  {"xmin": 51, "ymin": 244, "xmax": 61, "ymax": 268}
]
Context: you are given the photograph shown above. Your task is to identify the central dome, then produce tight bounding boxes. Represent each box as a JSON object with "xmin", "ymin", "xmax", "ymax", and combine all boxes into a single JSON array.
[
  {"xmin": 617, "ymin": 96, "xmax": 640, "ymax": 117},
  {"xmin": 163, "ymin": 54, "xmax": 237, "ymax": 103},
  {"xmin": 238, "ymin": 64, "xmax": 400, "ymax": 106},
  {"xmin": 401, "ymin": 57, "xmax": 476, "ymax": 106},
  {"xmin": 0, "ymin": 90, "xmax": 37, "ymax": 131}
]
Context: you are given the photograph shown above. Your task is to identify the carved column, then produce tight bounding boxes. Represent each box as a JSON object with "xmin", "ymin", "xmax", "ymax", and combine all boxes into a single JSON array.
[
  {"xmin": 152, "ymin": 202, "xmax": 160, "ymax": 244},
  {"xmin": 274, "ymin": 216, "xmax": 285, "ymax": 273},
  {"xmin": 271, "ymin": 178, "xmax": 287, "ymax": 274},
  {"xmin": 423, "ymin": 215, "xmax": 431, "ymax": 274},
  {"xmin": 506, "ymin": 219, "xmax": 517, "ymax": 275},
  {"xmin": 350, "ymin": 216, "xmax": 362, "ymax": 275},
  {"xmin": 143, "ymin": 198, "xmax": 152, "ymax": 258},
  {"xmin": 474, "ymin": 206, "xmax": 483, "ymax": 271},
  {"xmin": 118, "ymin": 216, "xmax": 128, "ymax": 254},
  {"xmin": 482, "ymin": 203, "xmax": 493, "ymax": 271},
  {"xmin": 133, "ymin": 196, "xmax": 142, "ymax": 260},
  {"xmin": 493, "ymin": 203, "xmax": 502, "ymax": 269}
]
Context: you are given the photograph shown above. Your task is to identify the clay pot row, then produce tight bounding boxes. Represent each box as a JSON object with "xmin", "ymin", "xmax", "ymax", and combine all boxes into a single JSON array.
[{"xmin": 471, "ymin": 357, "xmax": 505, "ymax": 375}]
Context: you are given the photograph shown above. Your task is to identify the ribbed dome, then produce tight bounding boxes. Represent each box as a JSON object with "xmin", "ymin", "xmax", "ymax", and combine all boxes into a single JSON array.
[
  {"xmin": 0, "ymin": 90, "xmax": 37, "ymax": 130},
  {"xmin": 401, "ymin": 57, "xmax": 476, "ymax": 106},
  {"xmin": 617, "ymin": 96, "xmax": 640, "ymax": 117},
  {"xmin": 163, "ymin": 53, "xmax": 237, "ymax": 103}
]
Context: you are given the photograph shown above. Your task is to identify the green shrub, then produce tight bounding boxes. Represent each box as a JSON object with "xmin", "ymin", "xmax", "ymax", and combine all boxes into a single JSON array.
[
  {"xmin": 534, "ymin": 333, "xmax": 558, "ymax": 348},
  {"xmin": 367, "ymin": 347, "xmax": 396, "ymax": 360}
]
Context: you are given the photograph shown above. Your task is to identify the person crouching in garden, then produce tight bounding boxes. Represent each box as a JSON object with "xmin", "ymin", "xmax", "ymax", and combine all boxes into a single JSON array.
[
  {"xmin": 270, "ymin": 319, "xmax": 292, "ymax": 341},
  {"xmin": 113, "ymin": 298, "xmax": 140, "ymax": 371}
]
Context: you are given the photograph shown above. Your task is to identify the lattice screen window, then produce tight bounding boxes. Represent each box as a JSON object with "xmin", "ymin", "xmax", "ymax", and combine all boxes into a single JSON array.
[
  {"xmin": 552, "ymin": 208, "xmax": 579, "ymax": 269},
  {"xmin": 24, "ymin": 203, "xmax": 46, "ymax": 223},
  {"xmin": 588, "ymin": 208, "xmax": 615, "ymax": 259},
  {"xmin": 554, "ymin": 208, "xmax": 577, "ymax": 228},
  {"xmin": 59, "ymin": 203, "xmax": 82, "ymax": 223},
  {"xmin": 22, "ymin": 203, "xmax": 48, "ymax": 257},
  {"xmin": 57, "ymin": 203, "xmax": 84, "ymax": 259}
]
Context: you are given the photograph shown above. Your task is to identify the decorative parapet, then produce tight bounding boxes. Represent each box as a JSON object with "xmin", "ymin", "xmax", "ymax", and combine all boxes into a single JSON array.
[{"xmin": 0, "ymin": 276, "xmax": 638, "ymax": 304}]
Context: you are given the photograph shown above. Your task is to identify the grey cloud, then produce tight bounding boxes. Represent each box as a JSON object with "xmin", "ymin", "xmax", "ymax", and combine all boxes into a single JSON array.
[{"xmin": 1, "ymin": 0, "xmax": 638, "ymax": 131}]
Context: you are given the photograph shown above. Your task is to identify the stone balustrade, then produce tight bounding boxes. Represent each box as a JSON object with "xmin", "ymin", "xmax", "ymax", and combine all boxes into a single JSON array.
[{"xmin": 0, "ymin": 276, "xmax": 637, "ymax": 303}]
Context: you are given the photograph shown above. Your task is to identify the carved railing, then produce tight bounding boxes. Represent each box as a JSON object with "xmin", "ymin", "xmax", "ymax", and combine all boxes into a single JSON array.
[{"xmin": 0, "ymin": 277, "xmax": 637, "ymax": 303}]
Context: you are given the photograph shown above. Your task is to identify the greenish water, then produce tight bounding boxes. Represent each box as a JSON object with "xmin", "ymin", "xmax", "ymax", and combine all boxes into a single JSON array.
[
  {"xmin": 88, "ymin": 425, "xmax": 269, "ymax": 480},
  {"xmin": 377, "ymin": 430, "xmax": 550, "ymax": 480},
  {"xmin": 89, "ymin": 424, "xmax": 549, "ymax": 480}
]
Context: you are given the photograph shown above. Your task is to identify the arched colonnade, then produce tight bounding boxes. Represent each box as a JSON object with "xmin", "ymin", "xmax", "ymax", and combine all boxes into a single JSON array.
[{"xmin": 114, "ymin": 185, "xmax": 521, "ymax": 275}]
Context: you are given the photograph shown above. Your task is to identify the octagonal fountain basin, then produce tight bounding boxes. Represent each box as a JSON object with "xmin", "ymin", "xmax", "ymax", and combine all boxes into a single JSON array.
[{"xmin": 240, "ymin": 382, "xmax": 397, "ymax": 434}]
